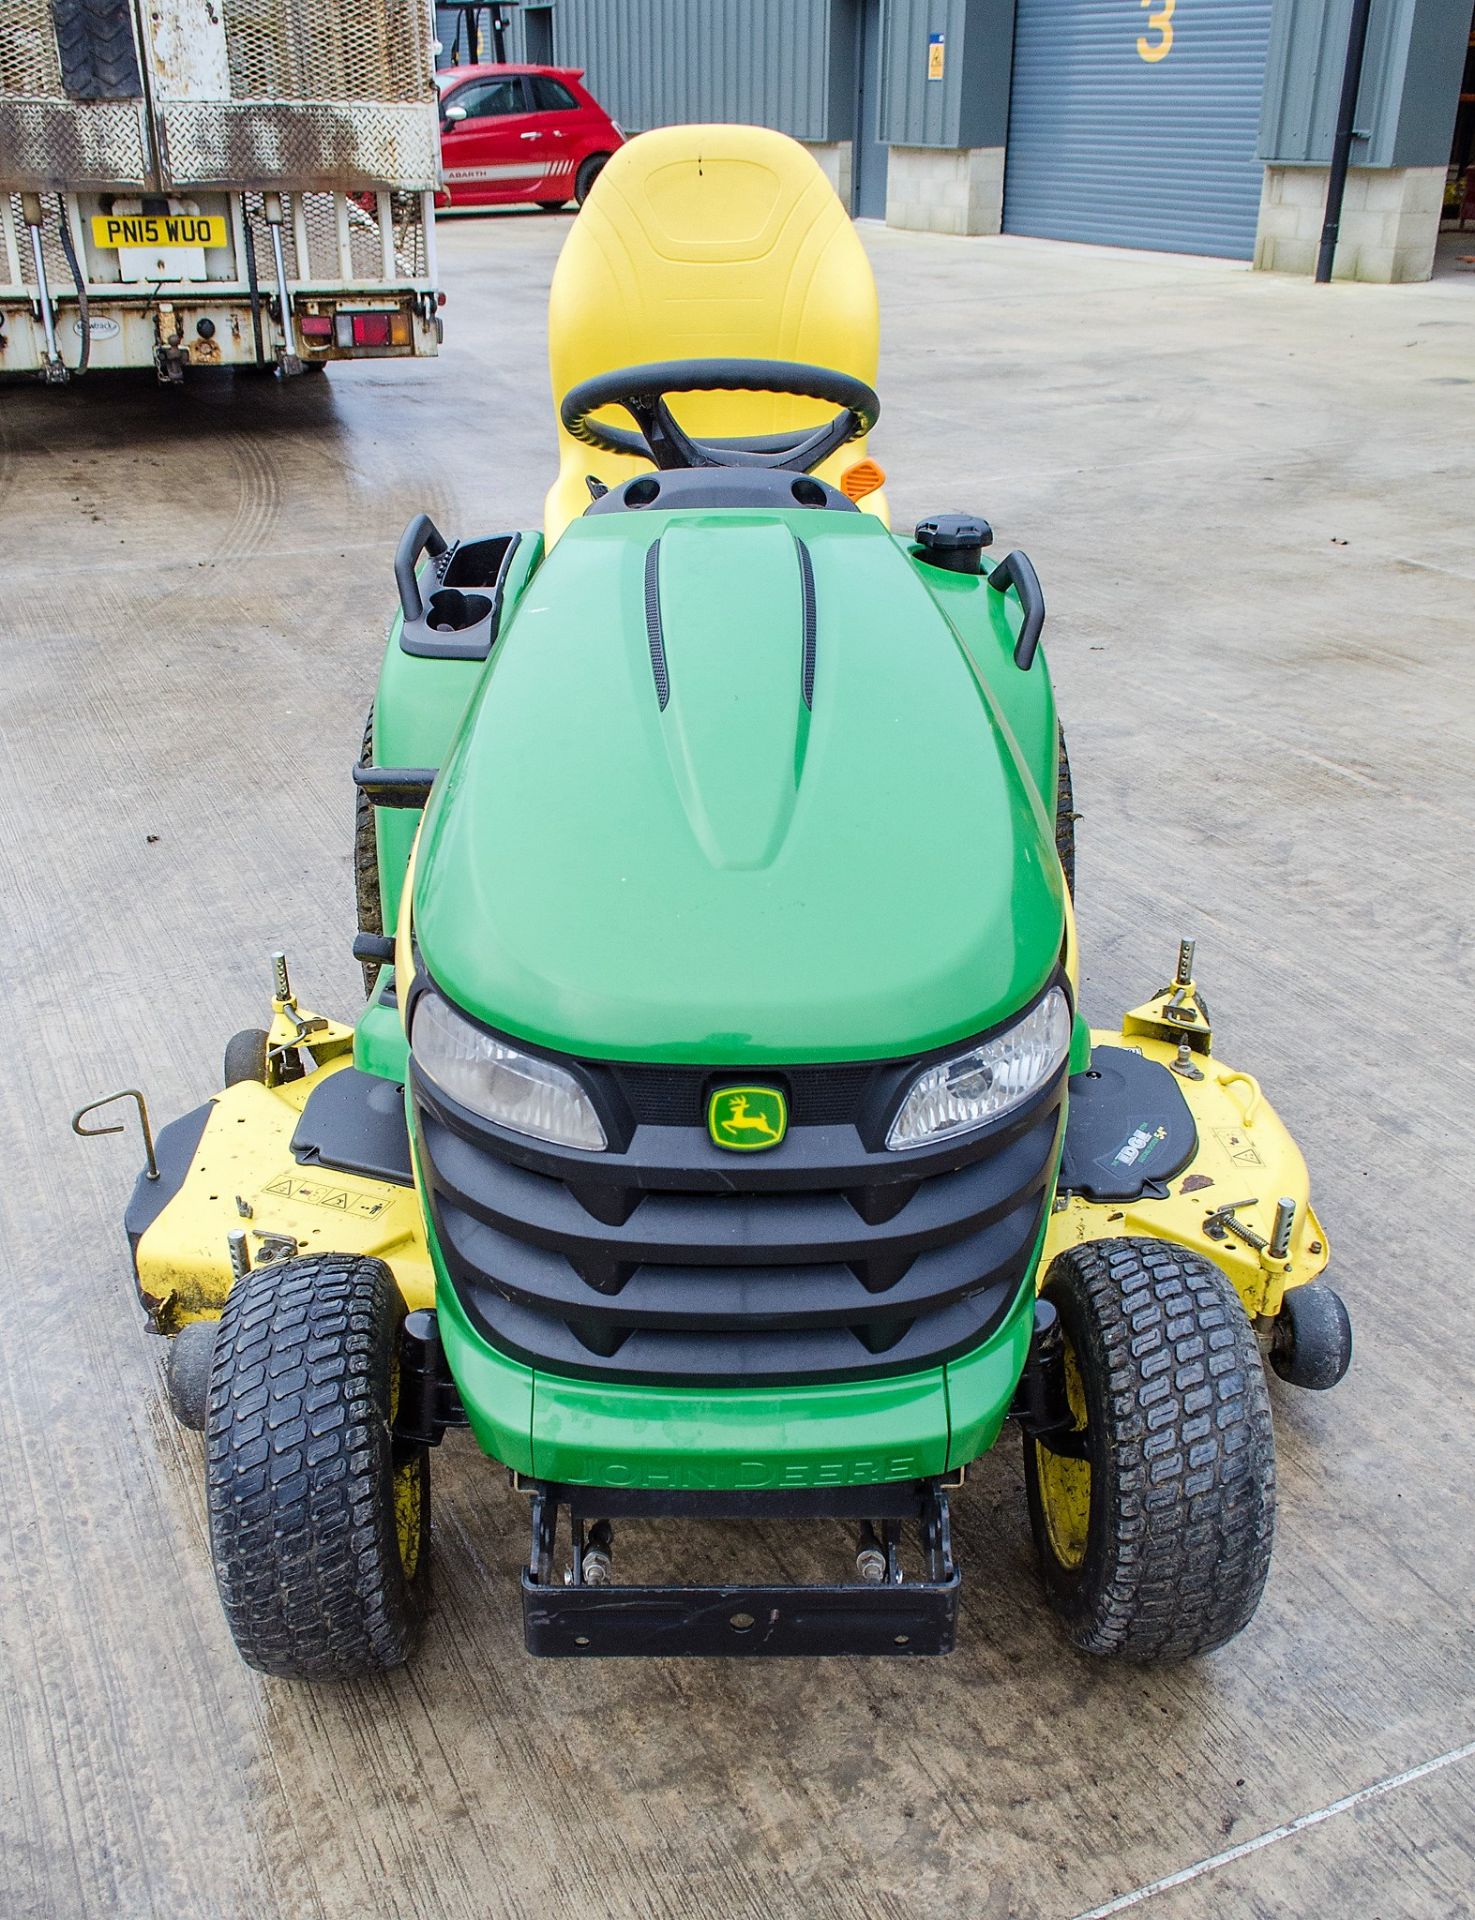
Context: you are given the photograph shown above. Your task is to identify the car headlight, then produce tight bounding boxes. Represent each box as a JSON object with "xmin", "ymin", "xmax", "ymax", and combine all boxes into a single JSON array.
[
  {"xmin": 886, "ymin": 987, "xmax": 1070, "ymax": 1150},
  {"xmin": 411, "ymin": 991, "xmax": 607, "ymax": 1151}
]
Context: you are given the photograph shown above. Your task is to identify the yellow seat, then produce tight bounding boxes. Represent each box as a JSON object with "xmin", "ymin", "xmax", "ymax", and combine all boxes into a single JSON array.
[{"xmin": 544, "ymin": 124, "xmax": 887, "ymax": 546}]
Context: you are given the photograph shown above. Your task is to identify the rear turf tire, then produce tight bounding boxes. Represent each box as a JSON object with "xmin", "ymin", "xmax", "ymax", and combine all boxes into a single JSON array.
[
  {"xmin": 574, "ymin": 154, "xmax": 610, "ymax": 206},
  {"xmin": 1055, "ymin": 724, "xmax": 1076, "ymax": 896},
  {"xmin": 205, "ymin": 1253, "xmax": 429, "ymax": 1679},
  {"xmin": 1023, "ymin": 1238, "xmax": 1275, "ymax": 1662},
  {"xmin": 354, "ymin": 703, "xmax": 384, "ymax": 996}
]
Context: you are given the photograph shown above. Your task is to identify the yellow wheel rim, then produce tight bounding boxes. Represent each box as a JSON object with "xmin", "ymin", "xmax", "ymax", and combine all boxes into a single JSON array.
[
  {"xmin": 387, "ymin": 1350, "xmax": 422, "ymax": 1580},
  {"xmin": 393, "ymin": 1457, "xmax": 423, "ymax": 1579},
  {"xmin": 1034, "ymin": 1339, "xmax": 1091, "ymax": 1571}
]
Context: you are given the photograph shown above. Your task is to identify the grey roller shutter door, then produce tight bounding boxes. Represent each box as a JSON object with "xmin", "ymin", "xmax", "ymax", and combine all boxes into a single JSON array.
[{"xmin": 1004, "ymin": 0, "xmax": 1274, "ymax": 261}]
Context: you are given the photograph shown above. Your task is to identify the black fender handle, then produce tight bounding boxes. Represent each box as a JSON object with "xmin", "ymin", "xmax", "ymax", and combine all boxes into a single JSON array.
[
  {"xmin": 353, "ymin": 764, "xmax": 436, "ymax": 808},
  {"xmin": 395, "ymin": 512, "xmax": 448, "ymax": 623},
  {"xmin": 987, "ymin": 549, "xmax": 1046, "ymax": 670}
]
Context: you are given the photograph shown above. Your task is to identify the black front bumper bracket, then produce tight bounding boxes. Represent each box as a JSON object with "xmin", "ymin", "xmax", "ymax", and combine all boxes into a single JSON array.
[{"xmin": 520, "ymin": 1479, "xmax": 959, "ymax": 1658}]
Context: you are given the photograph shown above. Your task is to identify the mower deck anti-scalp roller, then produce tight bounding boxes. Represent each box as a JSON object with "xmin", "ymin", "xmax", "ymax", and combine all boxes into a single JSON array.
[{"xmin": 91, "ymin": 124, "xmax": 1349, "ymax": 1677}]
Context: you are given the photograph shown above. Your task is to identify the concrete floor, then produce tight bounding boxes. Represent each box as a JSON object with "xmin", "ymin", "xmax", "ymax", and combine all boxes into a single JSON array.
[{"xmin": 2, "ymin": 214, "xmax": 1473, "ymax": 1920}]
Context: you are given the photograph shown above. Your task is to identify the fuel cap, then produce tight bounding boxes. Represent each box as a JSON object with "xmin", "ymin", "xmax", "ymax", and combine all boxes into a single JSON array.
[{"xmin": 913, "ymin": 513, "xmax": 993, "ymax": 573}]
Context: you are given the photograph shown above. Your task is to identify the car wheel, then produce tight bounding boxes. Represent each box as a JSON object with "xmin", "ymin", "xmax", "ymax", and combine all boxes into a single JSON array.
[{"xmin": 574, "ymin": 155, "xmax": 610, "ymax": 206}]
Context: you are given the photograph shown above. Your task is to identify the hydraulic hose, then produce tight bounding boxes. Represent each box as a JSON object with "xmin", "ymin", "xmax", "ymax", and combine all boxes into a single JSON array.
[{"xmin": 55, "ymin": 196, "xmax": 89, "ymax": 373}]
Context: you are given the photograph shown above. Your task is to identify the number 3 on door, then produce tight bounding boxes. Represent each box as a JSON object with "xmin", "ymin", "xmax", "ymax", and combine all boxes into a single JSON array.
[{"xmin": 1138, "ymin": 0, "xmax": 1174, "ymax": 62}]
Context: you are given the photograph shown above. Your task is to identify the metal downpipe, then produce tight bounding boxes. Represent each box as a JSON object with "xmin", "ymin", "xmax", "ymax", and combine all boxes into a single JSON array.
[{"xmin": 1316, "ymin": 0, "xmax": 1374, "ymax": 284}]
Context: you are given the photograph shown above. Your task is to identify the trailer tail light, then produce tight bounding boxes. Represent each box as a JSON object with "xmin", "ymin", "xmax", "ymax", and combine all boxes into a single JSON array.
[
  {"xmin": 333, "ymin": 309, "xmax": 412, "ymax": 349},
  {"xmin": 298, "ymin": 313, "xmax": 333, "ymax": 340}
]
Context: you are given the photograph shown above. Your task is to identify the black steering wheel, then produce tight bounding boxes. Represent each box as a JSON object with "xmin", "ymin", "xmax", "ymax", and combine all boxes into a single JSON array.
[{"xmin": 560, "ymin": 358, "xmax": 880, "ymax": 474}]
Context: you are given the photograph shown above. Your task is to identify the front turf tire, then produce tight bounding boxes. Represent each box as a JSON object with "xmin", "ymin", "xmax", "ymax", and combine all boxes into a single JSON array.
[
  {"xmin": 206, "ymin": 1253, "xmax": 428, "ymax": 1679},
  {"xmin": 1023, "ymin": 1238, "xmax": 1275, "ymax": 1662}
]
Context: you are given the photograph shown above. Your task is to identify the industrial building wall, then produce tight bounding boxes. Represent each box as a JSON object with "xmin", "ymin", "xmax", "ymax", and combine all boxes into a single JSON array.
[
  {"xmin": 1260, "ymin": 0, "xmax": 1471, "ymax": 168},
  {"xmin": 545, "ymin": 0, "xmax": 839, "ymax": 141},
  {"xmin": 881, "ymin": 0, "xmax": 1013, "ymax": 149},
  {"xmin": 436, "ymin": 0, "xmax": 1462, "ymax": 278}
]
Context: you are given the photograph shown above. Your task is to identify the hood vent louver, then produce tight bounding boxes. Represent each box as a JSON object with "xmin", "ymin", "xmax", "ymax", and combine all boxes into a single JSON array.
[
  {"xmin": 643, "ymin": 539, "xmax": 669, "ymax": 710},
  {"xmin": 796, "ymin": 536, "xmax": 817, "ymax": 709}
]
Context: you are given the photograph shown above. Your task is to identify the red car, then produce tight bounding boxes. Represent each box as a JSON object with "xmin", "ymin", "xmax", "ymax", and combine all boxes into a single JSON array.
[{"xmin": 436, "ymin": 64, "xmax": 624, "ymax": 212}]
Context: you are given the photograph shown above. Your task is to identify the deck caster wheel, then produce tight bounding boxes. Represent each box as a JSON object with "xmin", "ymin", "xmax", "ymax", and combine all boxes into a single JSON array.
[
  {"xmin": 164, "ymin": 1319, "xmax": 217, "ymax": 1430},
  {"xmin": 1270, "ymin": 1283, "xmax": 1352, "ymax": 1391},
  {"xmin": 206, "ymin": 1253, "xmax": 429, "ymax": 1678},
  {"xmin": 1023, "ymin": 1237, "xmax": 1276, "ymax": 1662},
  {"xmin": 222, "ymin": 1028, "xmax": 270, "ymax": 1085},
  {"xmin": 223, "ymin": 1026, "xmax": 303, "ymax": 1087}
]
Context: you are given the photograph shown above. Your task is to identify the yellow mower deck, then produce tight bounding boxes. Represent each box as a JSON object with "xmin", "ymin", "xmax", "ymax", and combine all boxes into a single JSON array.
[
  {"xmin": 134, "ymin": 1061, "xmax": 434, "ymax": 1331},
  {"xmin": 1048, "ymin": 1028, "xmax": 1327, "ymax": 1325}
]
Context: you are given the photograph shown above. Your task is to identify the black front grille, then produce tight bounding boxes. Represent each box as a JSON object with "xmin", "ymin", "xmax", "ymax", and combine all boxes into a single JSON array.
[
  {"xmin": 610, "ymin": 1060, "xmax": 876, "ymax": 1129},
  {"xmin": 414, "ymin": 1049, "xmax": 1066, "ymax": 1389}
]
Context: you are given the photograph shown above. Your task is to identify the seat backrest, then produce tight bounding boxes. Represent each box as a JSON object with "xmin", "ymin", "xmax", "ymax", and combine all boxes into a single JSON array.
[{"xmin": 544, "ymin": 124, "xmax": 887, "ymax": 544}]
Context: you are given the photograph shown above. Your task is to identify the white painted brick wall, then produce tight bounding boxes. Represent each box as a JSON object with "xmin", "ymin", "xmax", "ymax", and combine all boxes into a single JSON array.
[
  {"xmin": 1254, "ymin": 166, "xmax": 1444, "ymax": 282},
  {"xmin": 885, "ymin": 147, "xmax": 1005, "ymax": 237},
  {"xmin": 802, "ymin": 142, "xmax": 853, "ymax": 214}
]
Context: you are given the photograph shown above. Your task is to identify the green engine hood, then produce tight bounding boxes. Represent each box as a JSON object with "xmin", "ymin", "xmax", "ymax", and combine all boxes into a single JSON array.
[{"xmin": 413, "ymin": 509, "xmax": 1064, "ymax": 1064}]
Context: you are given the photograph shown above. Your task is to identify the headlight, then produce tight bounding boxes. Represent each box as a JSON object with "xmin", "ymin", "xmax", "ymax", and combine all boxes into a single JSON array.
[
  {"xmin": 886, "ymin": 987, "xmax": 1070, "ymax": 1150},
  {"xmin": 411, "ymin": 991, "xmax": 607, "ymax": 1151}
]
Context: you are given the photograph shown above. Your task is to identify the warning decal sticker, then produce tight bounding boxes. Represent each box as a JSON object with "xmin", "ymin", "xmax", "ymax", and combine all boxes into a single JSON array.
[
  {"xmin": 1212, "ymin": 1127, "xmax": 1264, "ymax": 1168},
  {"xmin": 260, "ymin": 1174, "xmax": 391, "ymax": 1220}
]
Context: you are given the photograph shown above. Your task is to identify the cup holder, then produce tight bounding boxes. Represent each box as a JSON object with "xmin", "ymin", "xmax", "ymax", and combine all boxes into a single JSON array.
[
  {"xmin": 426, "ymin": 587, "xmax": 493, "ymax": 634},
  {"xmin": 442, "ymin": 534, "xmax": 513, "ymax": 589}
]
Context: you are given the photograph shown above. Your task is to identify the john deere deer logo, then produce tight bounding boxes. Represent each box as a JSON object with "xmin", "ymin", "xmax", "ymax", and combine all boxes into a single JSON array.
[{"xmin": 708, "ymin": 1085, "xmax": 787, "ymax": 1151}]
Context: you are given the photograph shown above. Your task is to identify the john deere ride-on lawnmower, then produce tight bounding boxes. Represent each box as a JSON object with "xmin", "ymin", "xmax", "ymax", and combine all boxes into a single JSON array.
[{"xmin": 89, "ymin": 127, "xmax": 1351, "ymax": 1675}]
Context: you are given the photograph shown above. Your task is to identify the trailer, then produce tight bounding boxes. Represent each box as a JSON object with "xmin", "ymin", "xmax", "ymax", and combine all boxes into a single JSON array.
[{"xmin": 0, "ymin": 0, "xmax": 443, "ymax": 381}]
